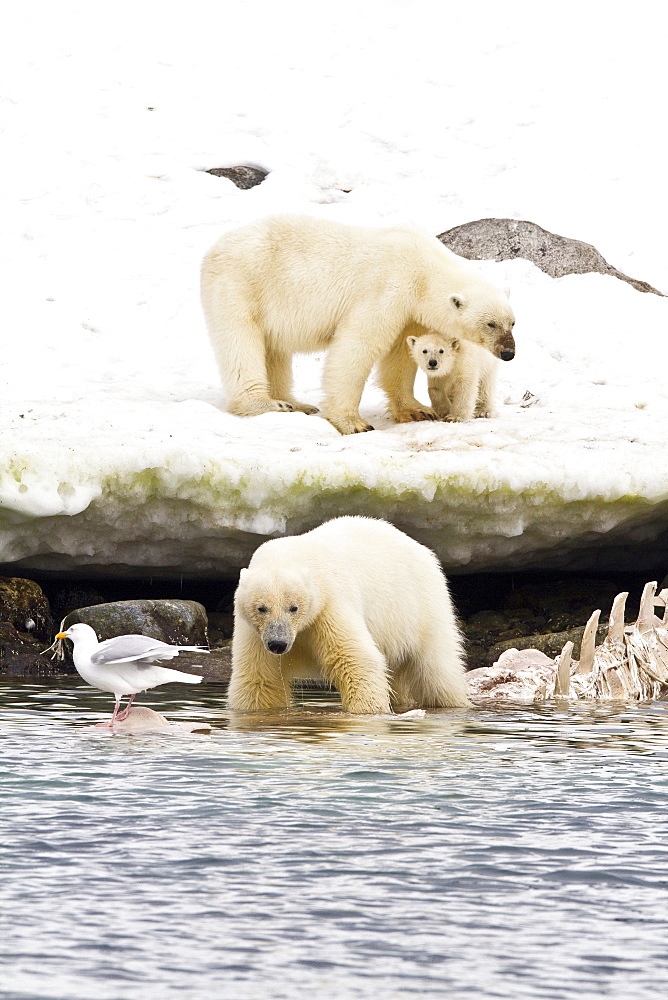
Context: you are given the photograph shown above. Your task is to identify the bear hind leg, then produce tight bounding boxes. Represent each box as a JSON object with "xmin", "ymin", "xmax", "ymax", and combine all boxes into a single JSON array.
[
  {"xmin": 267, "ymin": 349, "xmax": 319, "ymax": 415},
  {"xmin": 389, "ymin": 661, "xmax": 420, "ymax": 711},
  {"xmin": 402, "ymin": 629, "xmax": 470, "ymax": 708},
  {"xmin": 210, "ymin": 315, "xmax": 301, "ymax": 417}
]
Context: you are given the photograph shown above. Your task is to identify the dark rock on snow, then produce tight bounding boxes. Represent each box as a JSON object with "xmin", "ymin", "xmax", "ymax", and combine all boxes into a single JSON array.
[
  {"xmin": 204, "ymin": 165, "xmax": 268, "ymax": 189},
  {"xmin": 438, "ymin": 218, "xmax": 665, "ymax": 296}
]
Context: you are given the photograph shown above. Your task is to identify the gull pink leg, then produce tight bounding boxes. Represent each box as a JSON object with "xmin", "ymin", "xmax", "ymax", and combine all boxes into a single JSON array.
[
  {"xmin": 95, "ymin": 698, "xmax": 124, "ymax": 727},
  {"xmin": 114, "ymin": 694, "xmax": 137, "ymax": 723}
]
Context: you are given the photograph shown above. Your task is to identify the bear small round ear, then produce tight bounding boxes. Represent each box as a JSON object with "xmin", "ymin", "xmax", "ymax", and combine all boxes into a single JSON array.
[
  {"xmin": 239, "ymin": 568, "xmax": 249, "ymax": 579},
  {"xmin": 451, "ymin": 338, "xmax": 461, "ymax": 350},
  {"xmin": 407, "ymin": 335, "xmax": 417, "ymax": 348},
  {"xmin": 450, "ymin": 293, "xmax": 466, "ymax": 310}
]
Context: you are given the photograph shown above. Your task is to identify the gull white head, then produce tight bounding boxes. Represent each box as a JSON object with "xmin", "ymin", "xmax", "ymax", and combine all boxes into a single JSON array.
[{"xmin": 56, "ymin": 623, "xmax": 98, "ymax": 644}]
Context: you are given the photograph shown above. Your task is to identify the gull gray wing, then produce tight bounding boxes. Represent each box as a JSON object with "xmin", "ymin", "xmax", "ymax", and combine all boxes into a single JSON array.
[{"xmin": 90, "ymin": 634, "xmax": 175, "ymax": 665}]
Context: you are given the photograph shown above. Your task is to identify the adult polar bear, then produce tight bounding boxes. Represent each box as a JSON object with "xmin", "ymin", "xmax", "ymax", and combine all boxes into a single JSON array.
[
  {"xmin": 201, "ymin": 215, "xmax": 515, "ymax": 435},
  {"xmin": 228, "ymin": 516, "xmax": 470, "ymax": 714}
]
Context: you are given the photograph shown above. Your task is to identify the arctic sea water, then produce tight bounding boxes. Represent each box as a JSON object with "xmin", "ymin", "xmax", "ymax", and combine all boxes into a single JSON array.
[{"xmin": 2, "ymin": 680, "xmax": 667, "ymax": 1000}]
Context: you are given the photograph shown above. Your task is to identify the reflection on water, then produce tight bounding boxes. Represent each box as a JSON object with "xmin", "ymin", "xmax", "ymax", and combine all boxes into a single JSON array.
[{"xmin": 1, "ymin": 678, "xmax": 667, "ymax": 1000}]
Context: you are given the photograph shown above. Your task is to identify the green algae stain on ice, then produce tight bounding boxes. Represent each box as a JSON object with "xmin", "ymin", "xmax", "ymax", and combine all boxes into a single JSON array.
[{"xmin": 2, "ymin": 454, "xmax": 661, "ymax": 577}]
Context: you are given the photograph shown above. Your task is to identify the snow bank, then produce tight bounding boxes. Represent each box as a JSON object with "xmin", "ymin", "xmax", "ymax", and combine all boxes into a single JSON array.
[{"xmin": 1, "ymin": 1, "xmax": 667, "ymax": 577}]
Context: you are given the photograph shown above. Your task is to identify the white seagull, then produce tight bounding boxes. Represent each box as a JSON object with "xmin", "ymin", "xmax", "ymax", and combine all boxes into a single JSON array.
[{"xmin": 55, "ymin": 622, "xmax": 208, "ymax": 726}]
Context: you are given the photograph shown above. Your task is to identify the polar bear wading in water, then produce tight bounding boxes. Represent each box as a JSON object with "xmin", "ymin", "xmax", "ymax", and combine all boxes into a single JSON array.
[
  {"xmin": 228, "ymin": 516, "xmax": 470, "ymax": 713},
  {"xmin": 201, "ymin": 215, "xmax": 515, "ymax": 435},
  {"xmin": 407, "ymin": 329, "xmax": 499, "ymax": 421}
]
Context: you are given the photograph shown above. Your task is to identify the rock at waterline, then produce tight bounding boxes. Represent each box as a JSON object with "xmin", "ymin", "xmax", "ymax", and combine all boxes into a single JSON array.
[
  {"xmin": 460, "ymin": 576, "xmax": 624, "ymax": 668},
  {"xmin": 196, "ymin": 641, "xmax": 231, "ymax": 682},
  {"xmin": 1, "ymin": 614, "xmax": 59, "ymax": 676},
  {"xmin": 59, "ymin": 599, "xmax": 208, "ymax": 662},
  {"xmin": 0, "ymin": 576, "xmax": 52, "ymax": 642},
  {"xmin": 1, "ymin": 630, "xmax": 65, "ymax": 677},
  {"xmin": 50, "ymin": 597, "xmax": 232, "ymax": 682}
]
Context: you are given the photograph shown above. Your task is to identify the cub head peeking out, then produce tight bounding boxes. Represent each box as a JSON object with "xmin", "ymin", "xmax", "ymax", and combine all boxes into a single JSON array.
[{"xmin": 407, "ymin": 332, "xmax": 460, "ymax": 376}]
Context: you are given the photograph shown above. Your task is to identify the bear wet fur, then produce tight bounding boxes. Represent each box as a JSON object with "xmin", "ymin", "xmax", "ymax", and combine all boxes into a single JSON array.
[
  {"xmin": 407, "ymin": 328, "xmax": 499, "ymax": 421},
  {"xmin": 228, "ymin": 516, "xmax": 470, "ymax": 714},
  {"xmin": 201, "ymin": 215, "xmax": 515, "ymax": 435}
]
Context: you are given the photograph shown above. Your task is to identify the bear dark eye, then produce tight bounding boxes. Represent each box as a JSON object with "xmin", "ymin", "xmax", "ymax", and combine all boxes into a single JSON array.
[
  {"xmin": 257, "ymin": 605, "xmax": 269, "ymax": 614},
  {"xmin": 438, "ymin": 349, "xmax": 444, "ymax": 353},
  {"xmin": 487, "ymin": 322, "xmax": 497, "ymax": 329},
  {"xmin": 422, "ymin": 349, "xmax": 428, "ymax": 354},
  {"xmin": 289, "ymin": 604, "xmax": 298, "ymax": 613}
]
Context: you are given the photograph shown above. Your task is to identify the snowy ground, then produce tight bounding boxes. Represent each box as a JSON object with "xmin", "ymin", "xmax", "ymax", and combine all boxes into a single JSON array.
[{"xmin": 1, "ymin": 1, "xmax": 667, "ymax": 577}]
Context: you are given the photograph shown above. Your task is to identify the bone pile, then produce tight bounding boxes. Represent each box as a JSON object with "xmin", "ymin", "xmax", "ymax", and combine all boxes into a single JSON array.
[{"xmin": 554, "ymin": 581, "xmax": 668, "ymax": 700}]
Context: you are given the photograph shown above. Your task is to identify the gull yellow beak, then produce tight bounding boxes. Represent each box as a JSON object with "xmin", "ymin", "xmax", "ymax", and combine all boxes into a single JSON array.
[{"xmin": 55, "ymin": 631, "xmax": 69, "ymax": 640}]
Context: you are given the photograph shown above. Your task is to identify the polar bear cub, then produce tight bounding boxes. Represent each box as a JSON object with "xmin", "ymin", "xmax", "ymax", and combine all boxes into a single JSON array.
[
  {"xmin": 228, "ymin": 516, "xmax": 470, "ymax": 714},
  {"xmin": 407, "ymin": 331, "xmax": 498, "ymax": 421}
]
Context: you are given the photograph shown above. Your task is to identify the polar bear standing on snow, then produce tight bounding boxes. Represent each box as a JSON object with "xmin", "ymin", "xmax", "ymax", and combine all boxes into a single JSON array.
[
  {"xmin": 228, "ymin": 516, "xmax": 470, "ymax": 714},
  {"xmin": 407, "ymin": 329, "xmax": 499, "ymax": 421},
  {"xmin": 201, "ymin": 215, "xmax": 515, "ymax": 435}
]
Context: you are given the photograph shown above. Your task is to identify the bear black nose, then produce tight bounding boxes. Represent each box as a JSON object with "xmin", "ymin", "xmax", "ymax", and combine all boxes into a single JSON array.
[
  {"xmin": 428, "ymin": 359, "xmax": 438, "ymax": 368},
  {"xmin": 267, "ymin": 639, "xmax": 288, "ymax": 655},
  {"xmin": 499, "ymin": 349, "xmax": 515, "ymax": 362}
]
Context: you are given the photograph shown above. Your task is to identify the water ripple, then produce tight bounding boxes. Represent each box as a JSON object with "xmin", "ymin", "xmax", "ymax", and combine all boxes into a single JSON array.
[{"xmin": 1, "ymin": 680, "xmax": 668, "ymax": 999}]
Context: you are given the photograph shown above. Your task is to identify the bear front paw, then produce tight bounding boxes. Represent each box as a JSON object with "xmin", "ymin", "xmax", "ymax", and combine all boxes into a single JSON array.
[
  {"xmin": 325, "ymin": 413, "xmax": 375, "ymax": 435},
  {"xmin": 393, "ymin": 407, "xmax": 438, "ymax": 424},
  {"xmin": 228, "ymin": 396, "xmax": 299, "ymax": 416},
  {"xmin": 291, "ymin": 402, "xmax": 320, "ymax": 415}
]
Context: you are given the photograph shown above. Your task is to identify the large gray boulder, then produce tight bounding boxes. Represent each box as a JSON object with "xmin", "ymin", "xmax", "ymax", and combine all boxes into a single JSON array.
[
  {"xmin": 55, "ymin": 598, "xmax": 234, "ymax": 680},
  {"xmin": 61, "ymin": 597, "xmax": 208, "ymax": 644},
  {"xmin": 438, "ymin": 218, "xmax": 665, "ymax": 296}
]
